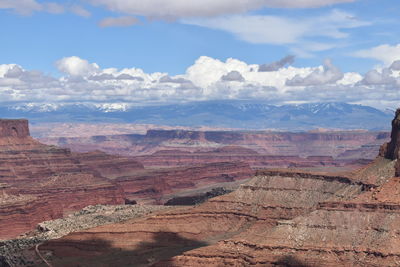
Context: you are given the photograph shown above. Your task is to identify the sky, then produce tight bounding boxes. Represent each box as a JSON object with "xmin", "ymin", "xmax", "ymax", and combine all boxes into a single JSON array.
[{"xmin": 0, "ymin": 0, "xmax": 399, "ymax": 110}]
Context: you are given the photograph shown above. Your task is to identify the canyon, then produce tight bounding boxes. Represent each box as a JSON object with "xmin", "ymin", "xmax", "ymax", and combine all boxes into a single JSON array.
[
  {"xmin": 0, "ymin": 120, "xmax": 252, "ymax": 241},
  {"xmin": 25, "ymin": 108, "xmax": 400, "ymax": 266},
  {"xmin": 37, "ymin": 126, "xmax": 390, "ymax": 171}
]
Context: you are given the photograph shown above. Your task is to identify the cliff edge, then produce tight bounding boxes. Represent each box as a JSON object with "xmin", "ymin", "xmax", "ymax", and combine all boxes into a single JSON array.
[
  {"xmin": 380, "ymin": 109, "xmax": 400, "ymax": 176},
  {"xmin": 0, "ymin": 119, "xmax": 30, "ymax": 138}
]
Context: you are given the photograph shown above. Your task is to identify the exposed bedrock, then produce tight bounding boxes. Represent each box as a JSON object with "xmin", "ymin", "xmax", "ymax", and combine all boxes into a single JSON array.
[
  {"xmin": 381, "ymin": 109, "xmax": 400, "ymax": 161},
  {"xmin": 39, "ymin": 129, "xmax": 390, "ymax": 163},
  {"xmin": 0, "ymin": 119, "xmax": 30, "ymax": 138},
  {"xmin": 0, "ymin": 119, "xmax": 257, "ymax": 239},
  {"xmin": 37, "ymin": 170, "xmax": 369, "ymax": 265},
  {"xmin": 113, "ymin": 161, "xmax": 254, "ymax": 204},
  {"xmin": 167, "ymin": 177, "xmax": 400, "ymax": 267},
  {"xmin": 0, "ymin": 120, "xmax": 132, "ymax": 239},
  {"xmin": 379, "ymin": 109, "xmax": 400, "ymax": 177}
]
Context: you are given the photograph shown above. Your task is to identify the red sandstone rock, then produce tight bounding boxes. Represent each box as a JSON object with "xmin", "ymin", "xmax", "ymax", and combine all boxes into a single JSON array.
[
  {"xmin": 39, "ymin": 129, "xmax": 390, "ymax": 163},
  {"xmin": 37, "ymin": 170, "xmax": 369, "ymax": 265},
  {"xmin": 112, "ymin": 161, "xmax": 254, "ymax": 204},
  {"xmin": 0, "ymin": 120, "xmax": 259, "ymax": 239},
  {"xmin": 0, "ymin": 120, "xmax": 126, "ymax": 239},
  {"xmin": 0, "ymin": 119, "xmax": 30, "ymax": 138},
  {"xmin": 29, "ymin": 109, "xmax": 400, "ymax": 266},
  {"xmin": 382, "ymin": 109, "xmax": 400, "ymax": 161}
]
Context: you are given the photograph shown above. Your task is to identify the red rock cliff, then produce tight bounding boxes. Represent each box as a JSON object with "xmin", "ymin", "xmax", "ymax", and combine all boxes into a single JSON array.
[
  {"xmin": 380, "ymin": 109, "xmax": 400, "ymax": 176},
  {"xmin": 0, "ymin": 119, "xmax": 127, "ymax": 239},
  {"xmin": 0, "ymin": 119, "xmax": 30, "ymax": 138}
]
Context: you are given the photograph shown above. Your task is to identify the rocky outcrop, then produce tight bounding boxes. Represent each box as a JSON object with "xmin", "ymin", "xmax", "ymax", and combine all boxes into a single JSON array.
[
  {"xmin": 0, "ymin": 119, "xmax": 30, "ymax": 138},
  {"xmin": 36, "ymin": 170, "xmax": 369, "ymax": 265},
  {"xmin": 380, "ymin": 109, "xmax": 400, "ymax": 161},
  {"xmin": 112, "ymin": 161, "xmax": 254, "ymax": 204},
  {"xmin": 164, "ymin": 187, "xmax": 233, "ymax": 206},
  {"xmin": 0, "ymin": 120, "xmax": 127, "ymax": 239}
]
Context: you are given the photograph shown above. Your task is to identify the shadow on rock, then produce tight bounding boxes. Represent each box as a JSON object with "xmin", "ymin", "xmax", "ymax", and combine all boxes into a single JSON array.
[
  {"xmin": 36, "ymin": 231, "xmax": 208, "ymax": 267},
  {"xmin": 275, "ymin": 255, "xmax": 314, "ymax": 267}
]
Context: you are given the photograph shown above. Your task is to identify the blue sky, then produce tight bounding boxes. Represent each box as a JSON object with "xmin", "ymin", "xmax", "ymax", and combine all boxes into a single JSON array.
[{"xmin": 0, "ymin": 0, "xmax": 399, "ymax": 109}]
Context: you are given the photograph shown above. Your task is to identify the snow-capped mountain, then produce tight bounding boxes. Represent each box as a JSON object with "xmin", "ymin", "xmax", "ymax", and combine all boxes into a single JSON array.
[{"xmin": 0, "ymin": 101, "xmax": 394, "ymax": 130}]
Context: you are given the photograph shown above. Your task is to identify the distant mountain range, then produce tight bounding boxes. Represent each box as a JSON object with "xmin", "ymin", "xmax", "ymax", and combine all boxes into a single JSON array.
[{"xmin": 0, "ymin": 101, "xmax": 394, "ymax": 131}]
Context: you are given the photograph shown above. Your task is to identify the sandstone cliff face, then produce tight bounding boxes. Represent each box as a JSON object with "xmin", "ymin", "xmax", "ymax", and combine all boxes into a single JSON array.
[
  {"xmin": 378, "ymin": 109, "xmax": 400, "ymax": 177},
  {"xmin": 0, "ymin": 119, "xmax": 30, "ymax": 138},
  {"xmin": 134, "ymin": 146, "xmax": 356, "ymax": 169},
  {"xmin": 0, "ymin": 120, "xmax": 260, "ymax": 239},
  {"xmin": 384, "ymin": 109, "xmax": 400, "ymax": 161},
  {"xmin": 37, "ymin": 170, "xmax": 369, "ymax": 266},
  {"xmin": 39, "ymin": 129, "xmax": 390, "ymax": 162},
  {"xmin": 112, "ymin": 161, "xmax": 254, "ymax": 204},
  {"xmin": 0, "ymin": 120, "xmax": 126, "ymax": 239}
]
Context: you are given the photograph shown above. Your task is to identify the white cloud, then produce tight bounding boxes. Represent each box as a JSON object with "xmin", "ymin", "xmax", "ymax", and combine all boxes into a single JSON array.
[
  {"xmin": 259, "ymin": 55, "xmax": 295, "ymax": 72},
  {"xmin": 0, "ymin": 55, "xmax": 398, "ymax": 110},
  {"xmin": 88, "ymin": 0, "xmax": 356, "ymax": 19},
  {"xmin": 56, "ymin": 56, "xmax": 99, "ymax": 76},
  {"xmin": 0, "ymin": 0, "xmax": 41, "ymax": 15},
  {"xmin": 286, "ymin": 59, "xmax": 343, "ymax": 86},
  {"xmin": 262, "ymin": 0, "xmax": 355, "ymax": 8},
  {"xmin": 354, "ymin": 44, "xmax": 400, "ymax": 66},
  {"xmin": 221, "ymin": 71, "xmax": 245, "ymax": 82},
  {"xmin": 99, "ymin": 16, "xmax": 139, "ymax": 27},
  {"xmin": 0, "ymin": 0, "xmax": 92, "ymax": 16},
  {"xmin": 70, "ymin": 5, "xmax": 91, "ymax": 17},
  {"xmin": 183, "ymin": 10, "xmax": 369, "ymax": 53}
]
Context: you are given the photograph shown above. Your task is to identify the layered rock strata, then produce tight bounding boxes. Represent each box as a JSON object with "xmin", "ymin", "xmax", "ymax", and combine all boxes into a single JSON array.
[
  {"xmin": 36, "ymin": 170, "xmax": 369, "ymax": 266},
  {"xmin": 0, "ymin": 120, "xmax": 126, "ymax": 239},
  {"xmin": 379, "ymin": 108, "xmax": 400, "ymax": 177},
  {"xmin": 111, "ymin": 161, "xmax": 254, "ymax": 204},
  {"xmin": 161, "ymin": 108, "xmax": 400, "ymax": 266},
  {"xmin": 39, "ymin": 129, "xmax": 390, "ymax": 160}
]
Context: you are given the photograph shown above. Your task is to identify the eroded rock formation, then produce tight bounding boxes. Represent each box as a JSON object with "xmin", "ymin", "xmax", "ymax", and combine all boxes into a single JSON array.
[
  {"xmin": 0, "ymin": 119, "xmax": 30, "ymax": 139},
  {"xmin": 0, "ymin": 120, "xmax": 127, "ymax": 239},
  {"xmin": 0, "ymin": 120, "xmax": 255, "ymax": 240},
  {"xmin": 381, "ymin": 109, "xmax": 400, "ymax": 161},
  {"xmin": 31, "ymin": 108, "xmax": 400, "ymax": 266},
  {"xmin": 39, "ymin": 129, "xmax": 390, "ymax": 163},
  {"xmin": 36, "ymin": 170, "xmax": 369, "ymax": 266}
]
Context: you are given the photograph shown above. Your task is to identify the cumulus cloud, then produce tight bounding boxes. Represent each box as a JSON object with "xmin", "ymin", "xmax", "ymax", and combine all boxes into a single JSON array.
[
  {"xmin": 0, "ymin": 55, "xmax": 398, "ymax": 110},
  {"xmin": 286, "ymin": 59, "xmax": 343, "ymax": 86},
  {"xmin": 99, "ymin": 16, "xmax": 139, "ymax": 27},
  {"xmin": 259, "ymin": 55, "xmax": 295, "ymax": 72},
  {"xmin": 390, "ymin": 60, "xmax": 400, "ymax": 71},
  {"xmin": 359, "ymin": 63, "xmax": 400, "ymax": 86},
  {"xmin": 88, "ymin": 0, "xmax": 355, "ymax": 19},
  {"xmin": 354, "ymin": 44, "xmax": 400, "ymax": 66},
  {"xmin": 56, "ymin": 56, "xmax": 99, "ymax": 76},
  {"xmin": 221, "ymin": 71, "xmax": 245, "ymax": 82},
  {"xmin": 159, "ymin": 75, "xmax": 191, "ymax": 84}
]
